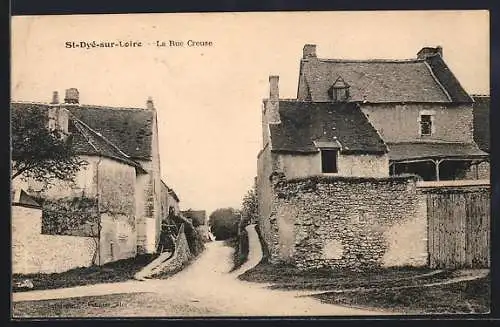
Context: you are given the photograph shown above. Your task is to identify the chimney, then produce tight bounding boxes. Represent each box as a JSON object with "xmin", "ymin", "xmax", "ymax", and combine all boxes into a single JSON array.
[
  {"xmin": 303, "ymin": 44, "xmax": 317, "ymax": 59},
  {"xmin": 265, "ymin": 75, "xmax": 280, "ymax": 124},
  {"xmin": 50, "ymin": 91, "xmax": 59, "ymax": 104},
  {"xmin": 146, "ymin": 96, "xmax": 155, "ymax": 110},
  {"xmin": 64, "ymin": 88, "xmax": 79, "ymax": 104},
  {"xmin": 269, "ymin": 75, "xmax": 279, "ymax": 101},
  {"xmin": 417, "ymin": 46, "xmax": 443, "ymax": 60}
]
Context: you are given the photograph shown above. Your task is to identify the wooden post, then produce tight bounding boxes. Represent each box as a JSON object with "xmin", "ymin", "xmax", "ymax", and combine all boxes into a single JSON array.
[
  {"xmin": 475, "ymin": 161, "xmax": 479, "ymax": 180},
  {"xmin": 435, "ymin": 159, "xmax": 443, "ymax": 181},
  {"xmin": 391, "ymin": 162, "xmax": 396, "ymax": 175}
]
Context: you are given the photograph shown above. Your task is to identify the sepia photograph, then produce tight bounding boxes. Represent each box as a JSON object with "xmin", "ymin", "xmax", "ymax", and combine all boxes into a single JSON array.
[{"xmin": 10, "ymin": 10, "xmax": 490, "ymax": 318}]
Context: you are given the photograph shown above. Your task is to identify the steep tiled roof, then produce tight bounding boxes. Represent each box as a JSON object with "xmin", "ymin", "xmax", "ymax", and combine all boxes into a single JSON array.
[
  {"xmin": 12, "ymin": 189, "xmax": 42, "ymax": 208},
  {"xmin": 298, "ymin": 55, "xmax": 473, "ymax": 104},
  {"xmin": 269, "ymin": 101, "xmax": 388, "ymax": 154},
  {"xmin": 425, "ymin": 55, "xmax": 474, "ymax": 103},
  {"xmin": 68, "ymin": 105, "xmax": 154, "ymax": 160},
  {"xmin": 168, "ymin": 188, "xmax": 180, "ymax": 202},
  {"xmin": 472, "ymin": 95, "xmax": 490, "ymax": 152},
  {"xmin": 161, "ymin": 179, "xmax": 180, "ymax": 202},
  {"xmin": 71, "ymin": 119, "xmax": 145, "ymax": 170},
  {"xmin": 387, "ymin": 142, "xmax": 488, "ymax": 161},
  {"xmin": 11, "ymin": 102, "xmax": 145, "ymax": 170}
]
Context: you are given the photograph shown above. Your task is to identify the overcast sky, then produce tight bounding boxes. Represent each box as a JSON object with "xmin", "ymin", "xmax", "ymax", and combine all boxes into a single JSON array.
[{"xmin": 11, "ymin": 11, "xmax": 489, "ymax": 214}]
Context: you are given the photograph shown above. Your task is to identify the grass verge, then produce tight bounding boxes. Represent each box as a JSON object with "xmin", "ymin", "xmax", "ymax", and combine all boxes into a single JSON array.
[
  {"xmin": 313, "ymin": 273, "xmax": 490, "ymax": 314},
  {"xmin": 12, "ymin": 253, "xmax": 159, "ymax": 292},
  {"xmin": 12, "ymin": 292, "xmax": 215, "ymax": 318},
  {"xmin": 238, "ymin": 261, "xmax": 445, "ymax": 291}
]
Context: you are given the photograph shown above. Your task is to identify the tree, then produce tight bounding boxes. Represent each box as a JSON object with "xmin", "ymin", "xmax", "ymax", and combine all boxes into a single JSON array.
[
  {"xmin": 11, "ymin": 106, "xmax": 87, "ymax": 186},
  {"xmin": 240, "ymin": 186, "xmax": 258, "ymax": 231},
  {"xmin": 208, "ymin": 207, "xmax": 240, "ymax": 240}
]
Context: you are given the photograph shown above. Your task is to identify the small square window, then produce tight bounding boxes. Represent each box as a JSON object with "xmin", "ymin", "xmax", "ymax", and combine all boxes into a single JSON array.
[
  {"xmin": 321, "ymin": 150, "xmax": 338, "ymax": 173},
  {"xmin": 420, "ymin": 115, "xmax": 432, "ymax": 136}
]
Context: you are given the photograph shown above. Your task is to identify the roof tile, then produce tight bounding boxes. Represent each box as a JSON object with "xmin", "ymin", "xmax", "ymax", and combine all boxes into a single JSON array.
[{"xmin": 269, "ymin": 101, "xmax": 388, "ymax": 154}]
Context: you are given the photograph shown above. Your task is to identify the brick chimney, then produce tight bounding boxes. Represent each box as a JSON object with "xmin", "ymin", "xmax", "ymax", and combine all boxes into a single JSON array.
[
  {"xmin": 266, "ymin": 75, "xmax": 280, "ymax": 124},
  {"xmin": 64, "ymin": 88, "xmax": 79, "ymax": 104},
  {"xmin": 50, "ymin": 91, "xmax": 59, "ymax": 104},
  {"xmin": 146, "ymin": 96, "xmax": 155, "ymax": 110},
  {"xmin": 48, "ymin": 90, "xmax": 69, "ymax": 134},
  {"xmin": 303, "ymin": 44, "xmax": 317, "ymax": 59},
  {"xmin": 269, "ymin": 75, "xmax": 279, "ymax": 101},
  {"xmin": 417, "ymin": 46, "xmax": 443, "ymax": 60}
]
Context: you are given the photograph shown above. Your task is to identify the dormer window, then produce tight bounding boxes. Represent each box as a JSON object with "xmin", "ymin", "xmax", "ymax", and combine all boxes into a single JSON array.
[{"xmin": 330, "ymin": 76, "xmax": 350, "ymax": 102}]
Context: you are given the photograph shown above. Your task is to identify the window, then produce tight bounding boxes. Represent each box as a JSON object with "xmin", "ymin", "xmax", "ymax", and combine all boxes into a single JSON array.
[
  {"xmin": 333, "ymin": 88, "xmax": 349, "ymax": 102},
  {"xmin": 68, "ymin": 120, "xmax": 77, "ymax": 133},
  {"xmin": 331, "ymin": 76, "xmax": 350, "ymax": 102},
  {"xmin": 420, "ymin": 114, "xmax": 432, "ymax": 136},
  {"xmin": 321, "ymin": 150, "xmax": 338, "ymax": 173}
]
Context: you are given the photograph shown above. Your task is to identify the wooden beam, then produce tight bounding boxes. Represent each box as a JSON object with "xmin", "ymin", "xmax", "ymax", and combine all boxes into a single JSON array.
[{"xmin": 435, "ymin": 159, "xmax": 443, "ymax": 181}]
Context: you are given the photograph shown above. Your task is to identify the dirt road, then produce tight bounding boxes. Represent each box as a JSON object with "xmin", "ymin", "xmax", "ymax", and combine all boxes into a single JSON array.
[{"xmin": 13, "ymin": 226, "xmax": 391, "ymax": 317}]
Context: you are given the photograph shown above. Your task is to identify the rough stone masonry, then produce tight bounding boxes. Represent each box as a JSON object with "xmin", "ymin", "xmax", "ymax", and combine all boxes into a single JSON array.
[{"xmin": 264, "ymin": 174, "xmax": 428, "ymax": 270}]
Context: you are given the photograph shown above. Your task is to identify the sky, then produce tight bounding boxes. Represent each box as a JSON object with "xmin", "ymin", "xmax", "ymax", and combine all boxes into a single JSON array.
[{"xmin": 11, "ymin": 11, "xmax": 489, "ymax": 214}]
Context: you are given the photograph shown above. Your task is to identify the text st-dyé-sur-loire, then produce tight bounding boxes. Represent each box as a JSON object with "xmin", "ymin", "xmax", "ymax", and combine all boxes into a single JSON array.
[{"xmin": 65, "ymin": 40, "xmax": 213, "ymax": 50}]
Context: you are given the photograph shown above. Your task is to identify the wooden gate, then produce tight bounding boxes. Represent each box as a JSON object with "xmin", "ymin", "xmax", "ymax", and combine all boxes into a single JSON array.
[{"xmin": 425, "ymin": 185, "xmax": 490, "ymax": 269}]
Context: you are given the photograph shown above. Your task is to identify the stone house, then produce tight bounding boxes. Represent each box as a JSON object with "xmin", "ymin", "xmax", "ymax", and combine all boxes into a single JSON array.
[
  {"xmin": 256, "ymin": 45, "xmax": 490, "ymax": 269},
  {"xmin": 12, "ymin": 88, "xmax": 168, "ymax": 267},
  {"xmin": 296, "ymin": 44, "xmax": 489, "ymax": 181},
  {"xmin": 160, "ymin": 180, "xmax": 181, "ymax": 220}
]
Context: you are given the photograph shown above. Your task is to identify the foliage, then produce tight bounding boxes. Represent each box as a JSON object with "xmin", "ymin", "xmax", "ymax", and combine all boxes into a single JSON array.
[
  {"xmin": 169, "ymin": 211, "xmax": 205, "ymax": 256},
  {"xmin": 39, "ymin": 196, "xmax": 99, "ymax": 237},
  {"xmin": 11, "ymin": 105, "xmax": 87, "ymax": 187},
  {"xmin": 240, "ymin": 185, "xmax": 258, "ymax": 231},
  {"xmin": 38, "ymin": 196, "xmax": 101, "ymax": 264},
  {"xmin": 208, "ymin": 207, "xmax": 241, "ymax": 240}
]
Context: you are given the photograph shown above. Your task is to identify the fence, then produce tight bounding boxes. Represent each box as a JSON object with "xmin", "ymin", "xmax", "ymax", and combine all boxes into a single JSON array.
[{"xmin": 421, "ymin": 181, "xmax": 490, "ymax": 269}]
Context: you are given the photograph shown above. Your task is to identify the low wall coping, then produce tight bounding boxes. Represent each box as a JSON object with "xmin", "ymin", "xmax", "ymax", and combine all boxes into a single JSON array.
[{"xmin": 417, "ymin": 179, "xmax": 490, "ymax": 188}]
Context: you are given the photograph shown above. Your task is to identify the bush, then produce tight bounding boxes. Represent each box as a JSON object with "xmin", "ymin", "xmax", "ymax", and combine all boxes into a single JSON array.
[
  {"xmin": 232, "ymin": 229, "xmax": 249, "ymax": 270},
  {"xmin": 184, "ymin": 224, "xmax": 205, "ymax": 257},
  {"xmin": 208, "ymin": 208, "xmax": 240, "ymax": 240},
  {"xmin": 254, "ymin": 223, "xmax": 270, "ymax": 263}
]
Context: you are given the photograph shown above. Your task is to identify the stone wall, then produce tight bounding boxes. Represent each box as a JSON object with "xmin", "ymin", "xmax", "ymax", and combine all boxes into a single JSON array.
[
  {"xmin": 256, "ymin": 144, "xmax": 275, "ymax": 260},
  {"xmin": 277, "ymin": 152, "xmax": 389, "ymax": 179},
  {"xmin": 267, "ymin": 175, "xmax": 428, "ymax": 270},
  {"xmin": 97, "ymin": 157, "xmax": 137, "ymax": 263},
  {"xmin": 12, "ymin": 204, "xmax": 96, "ymax": 274},
  {"xmin": 151, "ymin": 224, "xmax": 191, "ymax": 277},
  {"xmin": 361, "ymin": 103, "xmax": 474, "ymax": 144},
  {"xmin": 464, "ymin": 161, "xmax": 490, "ymax": 180}
]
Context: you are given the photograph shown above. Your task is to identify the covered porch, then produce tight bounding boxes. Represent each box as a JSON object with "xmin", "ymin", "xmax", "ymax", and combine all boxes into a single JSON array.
[{"xmin": 387, "ymin": 142, "xmax": 489, "ymax": 181}]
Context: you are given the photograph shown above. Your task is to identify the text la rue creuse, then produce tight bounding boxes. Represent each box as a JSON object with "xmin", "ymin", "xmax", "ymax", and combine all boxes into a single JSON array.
[{"xmin": 65, "ymin": 40, "xmax": 213, "ymax": 49}]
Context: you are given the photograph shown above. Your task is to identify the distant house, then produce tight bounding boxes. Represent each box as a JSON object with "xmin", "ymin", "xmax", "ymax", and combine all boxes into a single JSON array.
[
  {"xmin": 181, "ymin": 210, "xmax": 207, "ymax": 227},
  {"xmin": 160, "ymin": 180, "xmax": 181, "ymax": 221},
  {"xmin": 12, "ymin": 88, "xmax": 168, "ymax": 268}
]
